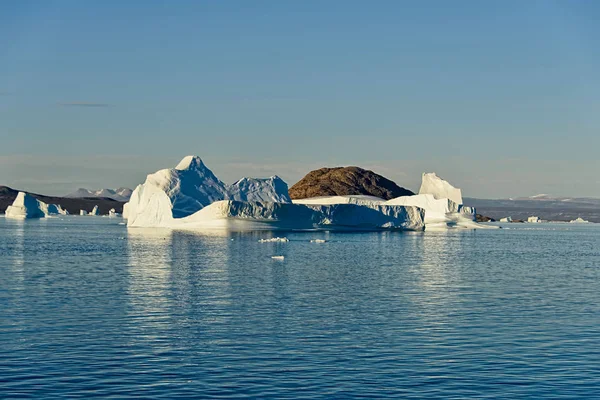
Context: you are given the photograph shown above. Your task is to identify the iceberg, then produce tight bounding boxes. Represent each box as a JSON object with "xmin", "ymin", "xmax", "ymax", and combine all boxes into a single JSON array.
[
  {"xmin": 124, "ymin": 156, "xmax": 291, "ymax": 221},
  {"xmin": 80, "ymin": 210, "xmax": 88, "ymax": 216},
  {"xmin": 569, "ymin": 217, "xmax": 589, "ymax": 224},
  {"xmin": 124, "ymin": 156, "xmax": 425, "ymax": 231},
  {"xmin": 108, "ymin": 208, "xmax": 120, "ymax": 218},
  {"xmin": 4, "ymin": 192, "xmax": 68, "ymax": 219},
  {"xmin": 5, "ymin": 192, "xmax": 47, "ymax": 219},
  {"xmin": 258, "ymin": 237, "xmax": 289, "ymax": 243},
  {"xmin": 90, "ymin": 205, "xmax": 100, "ymax": 216}
]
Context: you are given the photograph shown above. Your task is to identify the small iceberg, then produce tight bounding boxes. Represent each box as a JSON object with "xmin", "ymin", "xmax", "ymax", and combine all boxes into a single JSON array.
[
  {"xmin": 271, "ymin": 255, "xmax": 285, "ymax": 260},
  {"xmin": 259, "ymin": 237, "xmax": 289, "ymax": 243},
  {"xmin": 570, "ymin": 217, "xmax": 590, "ymax": 224},
  {"xmin": 310, "ymin": 239, "xmax": 327, "ymax": 243}
]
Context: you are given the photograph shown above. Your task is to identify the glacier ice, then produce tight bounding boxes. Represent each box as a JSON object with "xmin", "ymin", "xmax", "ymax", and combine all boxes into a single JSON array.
[{"xmin": 90, "ymin": 205, "xmax": 100, "ymax": 216}]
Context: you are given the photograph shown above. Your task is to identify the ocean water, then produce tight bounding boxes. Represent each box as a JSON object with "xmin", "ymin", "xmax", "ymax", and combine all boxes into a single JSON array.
[{"xmin": 1, "ymin": 217, "xmax": 599, "ymax": 399}]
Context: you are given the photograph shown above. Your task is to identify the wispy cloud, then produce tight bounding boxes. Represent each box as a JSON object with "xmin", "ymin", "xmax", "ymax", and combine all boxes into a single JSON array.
[{"xmin": 58, "ymin": 102, "xmax": 111, "ymax": 108}]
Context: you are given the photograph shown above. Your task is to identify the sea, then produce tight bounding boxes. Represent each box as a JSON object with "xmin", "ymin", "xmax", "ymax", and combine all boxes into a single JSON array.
[{"xmin": 1, "ymin": 216, "xmax": 599, "ymax": 399}]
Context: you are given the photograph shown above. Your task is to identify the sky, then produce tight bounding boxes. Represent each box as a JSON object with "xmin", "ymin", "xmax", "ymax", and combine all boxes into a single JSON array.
[{"xmin": 1, "ymin": 0, "xmax": 599, "ymax": 198}]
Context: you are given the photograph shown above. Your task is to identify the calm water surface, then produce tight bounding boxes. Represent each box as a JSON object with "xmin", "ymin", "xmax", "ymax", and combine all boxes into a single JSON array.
[{"xmin": 1, "ymin": 217, "xmax": 599, "ymax": 399}]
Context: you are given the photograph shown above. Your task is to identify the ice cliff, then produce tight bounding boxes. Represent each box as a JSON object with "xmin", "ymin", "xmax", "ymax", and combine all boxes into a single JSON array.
[
  {"xmin": 124, "ymin": 156, "xmax": 424, "ymax": 231},
  {"xmin": 5, "ymin": 192, "xmax": 67, "ymax": 219}
]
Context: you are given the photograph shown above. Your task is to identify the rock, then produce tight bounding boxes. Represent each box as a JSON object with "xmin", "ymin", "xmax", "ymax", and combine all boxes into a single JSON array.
[{"xmin": 288, "ymin": 166, "xmax": 414, "ymax": 200}]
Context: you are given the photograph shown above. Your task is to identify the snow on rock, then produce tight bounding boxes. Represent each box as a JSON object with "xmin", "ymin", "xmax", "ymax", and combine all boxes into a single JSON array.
[
  {"xmin": 419, "ymin": 173, "xmax": 463, "ymax": 205},
  {"xmin": 66, "ymin": 187, "xmax": 133, "ymax": 202},
  {"xmin": 5, "ymin": 192, "xmax": 48, "ymax": 219}
]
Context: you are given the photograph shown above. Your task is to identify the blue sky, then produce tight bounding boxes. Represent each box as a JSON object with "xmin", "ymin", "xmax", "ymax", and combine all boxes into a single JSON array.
[{"xmin": 1, "ymin": 1, "xmax": 599, "ymax": 197}]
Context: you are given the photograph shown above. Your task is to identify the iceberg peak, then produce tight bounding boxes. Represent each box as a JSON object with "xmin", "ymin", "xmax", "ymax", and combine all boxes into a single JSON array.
[
  {"xmin": 176, "ymin": 155, "xmax": 206, "ymax": 171},
  {"xmin": 418, "ymin": 172, "xmax": 463, "ymax": 205}
]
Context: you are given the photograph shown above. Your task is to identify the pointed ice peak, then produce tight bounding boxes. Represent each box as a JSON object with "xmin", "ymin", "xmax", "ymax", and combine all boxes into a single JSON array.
[
  {"xmin": 176, "ymin": 155, "xmax": 206, "ymax": 171},
  {"xmin": 418, "ymin": 172, "xmax": 463, "ymax": 205}
]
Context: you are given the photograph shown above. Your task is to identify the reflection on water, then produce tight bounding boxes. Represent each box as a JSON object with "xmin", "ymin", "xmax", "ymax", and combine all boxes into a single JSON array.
[{"xmin": 126, "ymin": 228, "xmax": 174, "ymax": 328}]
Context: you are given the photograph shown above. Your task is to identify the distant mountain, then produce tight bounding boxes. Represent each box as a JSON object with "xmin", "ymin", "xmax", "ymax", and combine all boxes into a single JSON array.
[
  {"xmin": 289, "ymin": 166, "xmax": 414, "ymax": 200},
  {"xmin": 1, "ymin": 185, "xmax": 125, "ymax": 215},
  {"xmin": 465, "ymin": 196, "xmax": 600, "ymax": 223},
  {"xmin": 66, "ymin": 187, "xmax": 132, "ymax": 202}
]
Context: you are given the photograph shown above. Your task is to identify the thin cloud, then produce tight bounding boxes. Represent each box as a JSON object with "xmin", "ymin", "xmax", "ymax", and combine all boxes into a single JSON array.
[{"xmin": 58, "ymin": 102, "xmax": 111, "ymax": 108}]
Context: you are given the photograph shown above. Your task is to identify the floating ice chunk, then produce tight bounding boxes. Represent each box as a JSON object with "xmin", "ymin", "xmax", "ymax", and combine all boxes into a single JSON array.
[
  {"xmin": 90, "ymin": 205, "xmax": 100, "ymax": 216},
  {"xmin": 569, "ymin": 217, "xmax": 589, "ymax": 223},
  {"xmin": 310, "ymin": 239, "xmax": 327, "ymax": 243},
  {"xmin": 258, "ymin": 237, "xmax": 289, "ymax": 243},
  {"xmin": 271, "ymin": 255, "xmax": 285, "ymax": 260},
  {"xmin": 80, "ymin": 210, "xmax": 88, "ymax": 216}
]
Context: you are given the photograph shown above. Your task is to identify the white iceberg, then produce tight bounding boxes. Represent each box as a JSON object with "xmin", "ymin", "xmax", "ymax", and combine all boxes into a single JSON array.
[
  {"xmin": 90, "ymin": 205, "xmax": 100, "ymax": 216},
  {"xmin": 124, "ymin": 156, "xmax": 425, "ymax": 231},
  {"xmin": 570, "ymin": 217, "xmax": 589, "ymax": 224},
  {"xmin": 258, "ymin": 237, "xmax": 289, "ymax": 243},
  {"xmin": 5, "ymin": 192, "xmax": 47, "ymax": 219},
  {"xmin": 4, "ymin": 192, "xmax": 68, "ymax": 219},
  {"xmin": 124, "ymin": 155, "xmax": 291, "ymax": 221},
  {"xmin": 108, "ymin": 208, "xmax": 121, "ymax": 218},
  {"xmin": 80, "ymin": 210, "xmax": 88, "ymax": 216},
  {"xmin": 500, "ymin": 217, "xmax": 512, "ymax": 222}
]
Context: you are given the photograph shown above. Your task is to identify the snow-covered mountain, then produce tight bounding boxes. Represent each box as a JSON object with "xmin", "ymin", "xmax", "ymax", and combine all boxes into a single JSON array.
[{"xmin": 66, "ymin": 187, "xmax": 133, "ymax": 202}]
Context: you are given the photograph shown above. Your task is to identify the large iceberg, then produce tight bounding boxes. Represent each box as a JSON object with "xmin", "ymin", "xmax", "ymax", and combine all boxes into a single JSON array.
[
  {"xmin": 5, "ymin": 192, "xmax": 67, "ymax": 219},
  {"xmin": 124, "ymin": 156, "xmax": 424, "ymax": 231}
]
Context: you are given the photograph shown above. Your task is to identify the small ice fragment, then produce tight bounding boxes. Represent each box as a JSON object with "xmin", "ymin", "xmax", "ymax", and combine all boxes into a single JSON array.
[
  {"xmin": 258, "ymin": 237, "xmax": 289, "ymax": 243},
  {"xmin": 310, "ymin": 239, "xmax": 327, "ymax": 243},
  {"xmin": 271, "ymin": 255, "xmax": 285, "ymax": 260}
]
